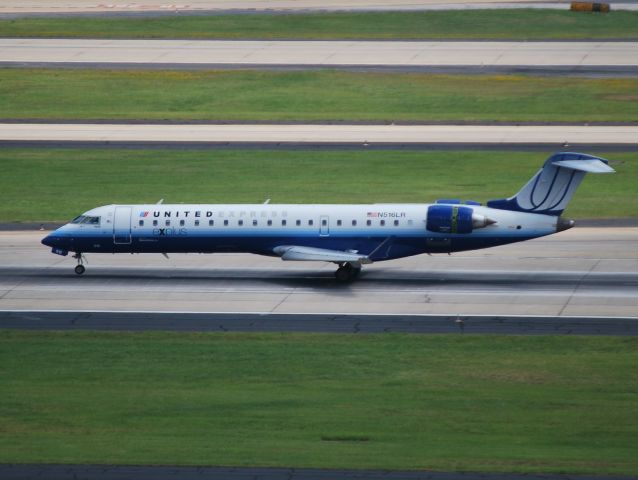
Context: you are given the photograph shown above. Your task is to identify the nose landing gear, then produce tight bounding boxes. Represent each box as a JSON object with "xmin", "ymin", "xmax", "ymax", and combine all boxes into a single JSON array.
[
  {"xmin": 335, "ymin": 262, "xmax": 361, "ymax": 282},
  {"xmin": 72, "ymin": 252, "xmax": 86, "ymax": 275}
]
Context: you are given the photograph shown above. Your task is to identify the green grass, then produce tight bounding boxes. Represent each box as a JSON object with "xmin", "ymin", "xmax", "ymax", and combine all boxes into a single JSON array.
[
  {"xmin": 1, "ymin": 331, "xmax": 636, "ymax": 474},
  {"xmin": 0, "ymin": 149, "xmax": 634, "ymax": 222},
  {"xmin": 2, "ymin": 69, "xmax": 638, "ymax": 123},
  {"xmin": 0, "ymin": 10, "xmax": 636, "ymax": 40}
]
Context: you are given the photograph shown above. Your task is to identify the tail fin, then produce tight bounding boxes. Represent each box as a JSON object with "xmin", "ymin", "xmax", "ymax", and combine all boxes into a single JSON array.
[{"xmin": 487, "ymin": 152, "xmax": 614, "ymax": 216}]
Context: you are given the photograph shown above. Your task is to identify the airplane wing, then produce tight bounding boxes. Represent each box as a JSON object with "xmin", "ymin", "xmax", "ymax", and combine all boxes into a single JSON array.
[{"xmin": 273, "ymin": 245, "xmax": 372, "ymax": 264}]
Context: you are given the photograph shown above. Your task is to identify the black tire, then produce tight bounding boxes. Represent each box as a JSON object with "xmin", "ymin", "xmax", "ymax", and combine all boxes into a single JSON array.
[
  {"xmin": 74, "ymin": 264, "xmax": 86, "ymax": 275},
  {"xmin": 335, "ymin": 263, "xmax": 361, "ymax": 282},
  {"xmin": 335, "ymin": 267, "xmax": 351, "ymax": 282}
]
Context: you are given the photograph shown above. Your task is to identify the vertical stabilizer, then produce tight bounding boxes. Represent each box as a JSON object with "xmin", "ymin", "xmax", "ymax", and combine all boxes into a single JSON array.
[{"xmin": 487, "ymin": 152, "xmax": 614, "ymax": 216}]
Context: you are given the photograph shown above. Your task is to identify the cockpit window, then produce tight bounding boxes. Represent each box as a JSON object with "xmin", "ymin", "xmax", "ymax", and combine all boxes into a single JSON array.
[{"xmin": 71, "ymin": 215, "xmax": 100, "ymax": 225}]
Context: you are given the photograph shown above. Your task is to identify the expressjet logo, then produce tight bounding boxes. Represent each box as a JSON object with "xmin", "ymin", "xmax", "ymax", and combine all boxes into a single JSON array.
[
  {"xmin": 139, "ymin": 211, "xmax": 150, "ymax": 217},
  {"xmin": 153, "ymin": 227, "xmax": 188, "ymax": 236},
  {"xmin": 367, "ymin": 211, "xmax": 406, "ymax": 218}
]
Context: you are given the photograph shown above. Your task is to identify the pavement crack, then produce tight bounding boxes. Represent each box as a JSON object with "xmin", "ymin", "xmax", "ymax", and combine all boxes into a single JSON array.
[
  {"xmin": 270, "ymin": 289, "xmax": 294, "ymax": 313},
  {"xmin": 557, "ymin": 259, "xmax": 600, "ymax": 317}
]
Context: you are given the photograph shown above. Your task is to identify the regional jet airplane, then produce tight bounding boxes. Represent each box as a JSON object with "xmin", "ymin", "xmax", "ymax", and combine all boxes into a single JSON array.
[{"xmin": 42, "ymin": 152, "xmax": 614, "ymax": 281}]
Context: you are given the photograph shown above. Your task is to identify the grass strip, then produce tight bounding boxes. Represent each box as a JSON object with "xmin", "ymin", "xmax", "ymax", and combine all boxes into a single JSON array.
[
  {"xmin": 1, "ymin": 331, "xmax": 636, "ymax": 474},
  {"xmin": 0, "ymin": 149, "xmax": 634, "ymax": 222},
  {"xmin": 2, "ymin": 69, "xmax": 638, "ymax": 123},
  {"xmin": 0, "ymin": 10, "xmax": 637, "ymax": 40}
]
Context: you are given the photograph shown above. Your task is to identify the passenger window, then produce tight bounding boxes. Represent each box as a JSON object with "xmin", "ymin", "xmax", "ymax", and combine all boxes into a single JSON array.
[
  {"xmin": 139, "ymin": 220, "xmax": 144, "ymax": 227},
  {"xmin": 337, "ymin": 220, "xmax": 342, "ymax": 226},
  {"xmin": 380, "ymin": 220, "xmax": 385, "ymax": 226},
  {"xmin": 238, "ymin": 220, "xmax": 243, "ymax": 226},
  {"xmin": 153, "ymin": 220, "xmax": 158, "ymax": 226},
  {"xmin": 180, "ymin": 220, "xmax": 185, "ymax": 227},
  {"xmin": 282, "ymin": 220, "xmax": 287, "ymax": 226},
  {"xmin": 224, "ymin": 220, "xmax": 229, "ymax": 226},
  {"xmin": 308, "ymin": 220, "xmax": 314, "ymax": 226},
  {"xmin": 209, "ymin": 220, "xmax": 214, "ymax": 226},
  {"xmin": 408, "ymin": 219, "xmax": 414, "ymax": 226},
  {"xmin": 321, "ymin": 219, "xmax": 327, "ymax": 226},
  {"xmin": 366, "ymin": 220, "xmax": 371, "ymax": 226},
  {"xmin": 296, "ymin": 220, "xmax": 301, "ymax": 226},
  {"xmin": 195, "ymin": 220, "xmax": 200, "ymax": 226},
  {"xmin": 253, "ymin": 219, "xmax": 258, "ymax": 226},
  {"xmin": 394, "ymin": 220, "xmax": 399, "ymax": 226},
  {"xmin": 165, "ymin": 220, "xmax": 170, "ymax": 226},
  {"xmin": 352, "ymin": 220, "xmax": 357, "ymax": 226},
  {"xmin": 267, "ymin": 220, "xmax": 272, "ymax": 226}
]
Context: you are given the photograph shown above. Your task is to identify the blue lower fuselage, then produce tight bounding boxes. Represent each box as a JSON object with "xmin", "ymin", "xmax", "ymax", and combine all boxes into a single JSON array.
[{"xmin": 43, "ymin": 230, "xmax": 539, "ymax": 261}]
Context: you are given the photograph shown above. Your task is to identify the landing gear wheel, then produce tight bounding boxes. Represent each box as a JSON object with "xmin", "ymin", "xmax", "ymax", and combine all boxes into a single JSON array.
[
  {"xmin": 335, "ymin": 266, "xmax": 351, "ymax": 282},
  {"xmin": 334, "ymin": 262, "xmax": 361, "ymax": 283},
  {"xmin": 72, "ymin": 252, "xmax": 86, "ymax": 275}
]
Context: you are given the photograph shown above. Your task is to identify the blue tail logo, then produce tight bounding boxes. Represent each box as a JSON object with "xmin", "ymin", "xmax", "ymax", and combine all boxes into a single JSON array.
[{"xmin": 487, "ymin": 152, "xmax": 614, "ymax": 216}]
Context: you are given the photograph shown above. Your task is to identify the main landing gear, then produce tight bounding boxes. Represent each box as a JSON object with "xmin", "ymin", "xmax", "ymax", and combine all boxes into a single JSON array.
[
  {"xmin": 73, "ymin": 252, "xmax": 86, "ymax": 275},
  {"xmin": 335, "ymin": 262, "xmax": 361, "ymax": 283}
]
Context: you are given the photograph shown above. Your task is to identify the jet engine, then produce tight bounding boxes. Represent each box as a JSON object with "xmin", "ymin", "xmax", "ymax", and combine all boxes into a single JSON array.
[{"xmin": 426, "ymin": 205, "xmax": 495, "ymax": 234}]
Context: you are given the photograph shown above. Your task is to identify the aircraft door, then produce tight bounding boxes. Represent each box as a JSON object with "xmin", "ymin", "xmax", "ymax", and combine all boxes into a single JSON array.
[
  {"xmin": 320, "ymin": 215, "xmax": 329, "ymax": 236},
  {"xmin": 113, "ymin": 206, "xmax": 132, "ymax": 244}
]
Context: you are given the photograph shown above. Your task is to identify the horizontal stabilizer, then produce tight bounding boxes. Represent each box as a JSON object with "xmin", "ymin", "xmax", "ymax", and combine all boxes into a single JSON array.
[
  {"xmin": 552, "ymin": 159, "xmax": 615, "ymax": 173},
  {"xmin": 273, "ymin": 245, "xmax": 371, "ymax": 263}
]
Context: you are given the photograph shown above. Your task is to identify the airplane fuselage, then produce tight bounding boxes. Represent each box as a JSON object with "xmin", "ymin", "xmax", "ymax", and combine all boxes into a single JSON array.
[{"xmin": 43, "ymin": 202, "xmax": 560, "ymax": 261}]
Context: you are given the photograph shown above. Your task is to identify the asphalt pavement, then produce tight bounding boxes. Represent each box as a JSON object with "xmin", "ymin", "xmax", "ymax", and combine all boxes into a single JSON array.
[
  {"xmin": 2, "ymin": 310, "xmax": 638, "ymax": 335},
  {"xmin": 2, "ymin": 465, "xmax": 637, "ymax": 480}
]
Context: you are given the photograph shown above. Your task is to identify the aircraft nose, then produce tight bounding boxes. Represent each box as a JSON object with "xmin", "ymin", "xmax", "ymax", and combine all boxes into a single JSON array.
[
  {"xmin": 41, "ymin": 234, "xmax": 55, "ymax": 247},
  {"xmin": 42, "ymin": 232, "xmax": 67, "ymax": 248},
  {"xmin": 42, "ymin": 232, "xmax": 72, "ymax": 256}
]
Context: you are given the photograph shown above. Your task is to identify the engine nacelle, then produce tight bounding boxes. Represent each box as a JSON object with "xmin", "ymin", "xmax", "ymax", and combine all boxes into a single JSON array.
[
  {"xmin": 426, "ymin": 205, "xmax": 495, "ymax": 234},
  {"xmin": 427, "ymin": 205, "xmax": 473, "ymax": 234}
]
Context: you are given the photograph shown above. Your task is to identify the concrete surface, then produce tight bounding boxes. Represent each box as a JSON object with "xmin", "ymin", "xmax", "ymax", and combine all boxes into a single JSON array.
[
  {"xmin": 2, "ymin": 123, "xmax": 638, "ymax": 144},
  {"xmin": 2, "ymin": 39, "xmax": 637, "ymax": 68},
  {"xmin": 1, "ymin": 0, "xmax": 638, "ymax": 14},
  {"xmin": 1, "ymin": 229, "xmax": 637, "ymax": 317},
  {"xmin": 2, "ymin": 0, "xmax": 634, "ymax": 15}
]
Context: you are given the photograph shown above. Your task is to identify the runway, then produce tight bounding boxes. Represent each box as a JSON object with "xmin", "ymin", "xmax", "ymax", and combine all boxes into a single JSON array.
[
  {"xmin": 2, "ymin": 39, "xmax": 637, "ymax": 73},
  {"xmin": 2, "ymin": 229, "xmax": 637, "ymax": 318},
  {"xmin": 4, "ymin": 0, "xmax": 638, "ymax": 15},
  {"xmin": 2, "ymin": 123, "xmax": 638, "ymax": 146},
  {"xmin": 2, "ymin": 0, "xmax": 638, "ymax": 15}
]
